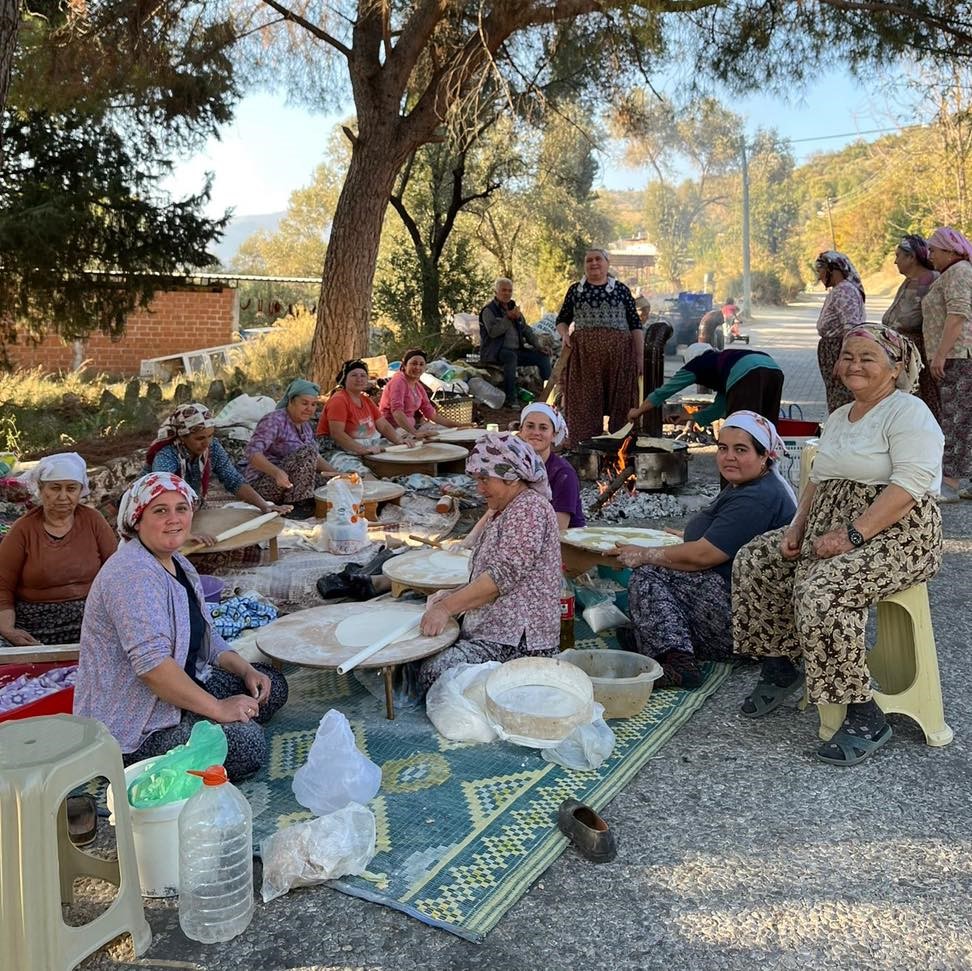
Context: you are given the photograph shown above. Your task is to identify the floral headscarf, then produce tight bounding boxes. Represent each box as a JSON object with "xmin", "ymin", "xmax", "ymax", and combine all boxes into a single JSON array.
[
  {"xmin": 19, "ymin": 451, "xmax": 89, "ymax": 499},
  {"xmin": 843, "ymin": 324, "xmax": 922, "ymax": 393},
  {"xmin": 466, "ymin": 432, "xmax": 551, "ymax": 499},
  {"xmin": 519, "ymin": 402, "xmax": 568, "ymax": 447},
  {"xmin": 276, "ymin": 378, "xmax": 320, "ymax": 410},
  {"xmin": 897, "ymin": 234, "xmax": 934, "ymax": 270},
  {"xmin": 117, "ymin": 472, "xmax": 197, "ymax": 539},
  {"xmin": 145, "ymin": 403, "xmax": 216, "ymax": 496},
  {"xmin": 721, "ymin": 411, "xmax": 797, "ymax": 505},
  {"xmin": 928, "ymin": 226, "xmax": 972, "ymax": 262},
  {"xmin": 815, "ymin": 251, "xmax": 865, "ymax": 299}
]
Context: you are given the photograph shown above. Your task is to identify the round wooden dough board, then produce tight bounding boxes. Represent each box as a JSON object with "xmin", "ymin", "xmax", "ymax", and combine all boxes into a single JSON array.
[
  {"xmin": 382, "ymin": 548, "xmax": 472, "ymax": 590},
  {"xmin": 431, "ymin": 428, "xmax": 488, "ymax": 445},
  {"xmin": 256, "ymin": 602, "xmax": 458, "ymax": 668},
  {"xmin": 313, "ymin": 480, "xmax": 405, "ymax": 505},
  {"xmin": 369, "ymin": 442, "xmax": 468, "ymax": 464},
  {"xmin": 180, "ymin": 505, "xmax": 284, "ymax": 555},
  {"xmin": 560, "ymin": 526, "xmax": 682, "ymax": 555}
]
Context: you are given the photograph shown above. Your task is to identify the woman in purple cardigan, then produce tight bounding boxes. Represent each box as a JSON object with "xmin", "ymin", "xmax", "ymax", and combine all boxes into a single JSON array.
[{"xmin": 74, "ymin": 472, "xmax": 287, "ymax": 781}]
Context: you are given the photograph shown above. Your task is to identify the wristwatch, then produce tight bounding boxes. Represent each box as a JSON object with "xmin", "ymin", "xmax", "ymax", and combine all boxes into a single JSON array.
[{"xmin": 846, "ymin": 524, "xmax": 865, "ymax": 548}]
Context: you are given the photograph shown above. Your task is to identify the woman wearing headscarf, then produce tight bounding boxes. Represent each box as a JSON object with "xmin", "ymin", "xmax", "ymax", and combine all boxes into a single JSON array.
[
  {"xmin": 317, "ymin": 360, "xmax": 416, "ymax": 474},
  {"xmin": 814, "ymin": 251, "xmax": 866, "ymax": 412},
  {"xmin": 146, "ymin": 403, "xmax": 292, "ymax": 517},
  {"xmin": 556, "ymin": 248, "xmax": 644, "ymax": 447},
  {"xmin": 378, "ymin": 349, "xmax": 470, "ymax": 438},
  {"xmin": 882, "ymin": 234, "xmax": 941, "ymax": 423},
  {"xmin": 518, "ymin": 402, "xmax": 585, "ymax": 529},
  {"xmin": 615, "ymin": 413, "xmax": 796, "ymax": 689},
  {"xmin": 733, "ymin": 325, "xmax": 943, "ymax": 766},
  {"xmin": 416, "ymin": 433, "xmax": 561, "ymax": 692},
  {"xmin": 244, "ymin": 378, "xmax": 337, "ymax": 516},
  {"xmin": 74, "ymin": 473, "xmax": 288, "ymax": 781},
  {"xmin": 922, "ymin": 226, "xmax": 972, "ymax": 500},
  {"xmin": 0, "ymin": 453, "xmax": 116, "ymax": 646}
]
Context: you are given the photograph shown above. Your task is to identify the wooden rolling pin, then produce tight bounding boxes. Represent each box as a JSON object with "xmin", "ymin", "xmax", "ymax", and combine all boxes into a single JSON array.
[{"xmin": 408, "ymin": 534, "xmax": 444, "ymax": 549}]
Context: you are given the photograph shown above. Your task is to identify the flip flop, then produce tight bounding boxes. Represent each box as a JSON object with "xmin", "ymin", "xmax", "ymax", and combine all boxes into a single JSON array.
[
  {"xmin": 816, "ymin": 722, "xmax": 893, "ymax": 766},
  {"xmin": 740, "ymin": 670, "xmax": 805, "ymax": 719}
]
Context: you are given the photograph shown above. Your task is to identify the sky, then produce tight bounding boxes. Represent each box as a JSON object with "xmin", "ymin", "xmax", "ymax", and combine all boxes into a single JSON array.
[{"xmin": 166, "ymin": 68, "xmax": 913, "ymax": 220}]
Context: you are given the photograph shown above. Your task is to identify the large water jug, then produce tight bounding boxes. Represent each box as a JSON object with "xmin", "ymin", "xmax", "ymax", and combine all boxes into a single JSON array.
[
  {"xmin": 468, "ymin": 376, "xmax": 505, "ymax": 409},
  {"xmin": 178, "ymin": 765, "xmax": 254, "ymax": 943}
]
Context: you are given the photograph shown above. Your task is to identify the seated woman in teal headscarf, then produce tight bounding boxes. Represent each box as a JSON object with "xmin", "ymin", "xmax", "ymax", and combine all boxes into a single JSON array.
[{"xmin": 244, "ymin": 379, "xmax": 337, "ymax": 517}]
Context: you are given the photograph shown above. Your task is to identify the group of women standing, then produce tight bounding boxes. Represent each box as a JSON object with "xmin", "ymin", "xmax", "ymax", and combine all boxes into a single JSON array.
[{"xmin": 817, "ymin": 227, "xmax": 972, "ymax": 500}]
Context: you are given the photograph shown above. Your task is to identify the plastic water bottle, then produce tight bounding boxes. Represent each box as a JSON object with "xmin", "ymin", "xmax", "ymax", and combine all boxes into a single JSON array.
[
  {"xmin": 468, "ymin": 376, "xmax": 505, "ymax": 409},
  {"xmin": 178, "ymin": 765, "xmax": 254, "ymax": 944}
]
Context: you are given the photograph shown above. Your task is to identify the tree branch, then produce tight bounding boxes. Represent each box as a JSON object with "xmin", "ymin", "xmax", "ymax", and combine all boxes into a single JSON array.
[{"xmin": 258, "ymin": 0, "xmax": 351, "ymax": 57}]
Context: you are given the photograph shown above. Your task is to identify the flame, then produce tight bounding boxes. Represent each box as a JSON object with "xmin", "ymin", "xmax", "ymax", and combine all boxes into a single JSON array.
[{"xmin": 594, "ymin": 436, "xmax": 636, "ymax": 500}]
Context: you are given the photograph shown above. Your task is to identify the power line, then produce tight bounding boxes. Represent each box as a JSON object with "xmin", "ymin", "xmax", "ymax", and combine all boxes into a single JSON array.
[{"xmin": 788, "ymin": 123, "xmax": 924, "ymax": 145}]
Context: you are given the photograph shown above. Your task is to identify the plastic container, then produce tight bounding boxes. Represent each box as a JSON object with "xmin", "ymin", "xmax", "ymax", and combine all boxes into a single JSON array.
[
  {"xmin": 0, "ymin": 662, "xmax": 76, "ymax": 723},
  {"xmin": 107, "ymin": 757, "xmax": 190, "ymax": 897},
  {"xmin": 559, "ymin": 570, "xmax": 575, "ymax": 651},
  {"xmin": 468, "ymin": 376, "xmax": 505, "ymax": 409},
  {"xmin": 559, "ymin": 649, "xmax": 663, "ymax": 719},
  {"xmin": 178, "ymin": 765, "xmax": 254, "ymax": 944},
  {"xmin": 199, "ymin": 575, "xmax": 225, "ymax": 604}
]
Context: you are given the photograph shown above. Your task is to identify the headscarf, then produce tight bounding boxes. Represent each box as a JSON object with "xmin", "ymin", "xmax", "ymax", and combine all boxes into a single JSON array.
[
  {"xmin": 897, "ymin": 234, "xmax": 934, "ymax": 270},
  {"xmin": 116, "ymin": 472, "xmax": 197, "ymax": 539},
  {"xmin": 145, "ymin": 403, "xmax": 216, "ymax": 495},
  {"xmin": 276, "ymin": 378, "xmax": 320, "ymax": 410},
  {"xmin": 19, "ymin": 451, "xmax": 89, "ymax": 499},
  {"xmin": 683, "ymin": 342, "xmax": 714, "ymax": 365},
  {"xmin": 466, "ymin": 432, "xmax": 551, "ymax": 499},
  {"xmin": 519, "ymin": 402, "xmax": 568, "ymax": 447},
  {"xmin": 721, "ymin": 411, "xmax": 797, "ymax": 505},
  {"xmin": 842, "ymin": 324, "xmax": 922, "ymax": 392},
  {"xmin": 401, "ymin": 348, "xmax": 427, "ymax": 367},
  {"xmin": 335, "ymin": 359, "xmax": 368, "ymax": 388},
  {"xmin": 815, "ymin": 251, "xmax": 865, "ymax": 300},
  {"xmin": 927, "ymin": 226, "xmax": 972, "ymax": 263}
]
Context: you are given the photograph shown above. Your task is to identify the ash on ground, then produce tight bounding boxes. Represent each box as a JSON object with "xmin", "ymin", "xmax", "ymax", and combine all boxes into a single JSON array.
[{"xmin": 582, "ymin": 484, "xmax": 720, "ymax": 522}]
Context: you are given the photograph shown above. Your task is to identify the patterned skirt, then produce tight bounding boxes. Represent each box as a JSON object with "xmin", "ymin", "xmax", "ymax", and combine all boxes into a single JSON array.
[
  {"xmin": 938, "ymin": 358, "xmax": 972, "ymax": 478},
  {"xmin": 817, "ymin": 332, "xmax": 853, "ymax": 413},
  {"xmin": 248, "ymin": 444, "xmax": 320, "ymax": 504},
  {"xmin": 732, "ymin": 479, "xmax": 942, "ymax": 705},
  {"xmin": 0, "ymin": 598, "xmax": 86, "ymax": 647},
  {"xmin": 911, "ymin": 330, "xmax": 943, "ymax": 425}
]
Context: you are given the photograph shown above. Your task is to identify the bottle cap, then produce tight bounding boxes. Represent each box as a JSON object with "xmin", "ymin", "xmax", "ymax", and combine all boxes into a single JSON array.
[{"xmin": 187, "ymin": 765, "xmax": 228, "ymax": 786}]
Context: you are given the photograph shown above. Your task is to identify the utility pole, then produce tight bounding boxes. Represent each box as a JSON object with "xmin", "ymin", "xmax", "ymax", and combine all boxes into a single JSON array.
[{"xmin": 740, "ymin": 137, "xmax": 752, "ymax": 321}]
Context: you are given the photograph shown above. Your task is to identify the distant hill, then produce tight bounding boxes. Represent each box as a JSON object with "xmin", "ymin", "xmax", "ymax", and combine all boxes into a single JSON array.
[{"xmin": 211, "ymin": 211, "xmax": 284, "ymax": 267}]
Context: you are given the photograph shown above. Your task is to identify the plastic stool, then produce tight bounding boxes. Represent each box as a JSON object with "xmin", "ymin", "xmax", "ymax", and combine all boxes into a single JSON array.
[
  {"xmin": 812, "ymin": 584, "xmax": 953, "ymax": 747},
  {"xmin": 0, "ymin": 715, "xmax": 151, "ymax": 970}
]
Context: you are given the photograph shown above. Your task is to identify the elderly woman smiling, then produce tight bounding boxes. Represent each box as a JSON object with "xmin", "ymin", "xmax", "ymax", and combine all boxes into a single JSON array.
[
  {"xmin": 73, "ymin": 473, "xmax": 288, "ymax": 781},
  {"xmin": 417, "ymin": 434, "xmax": 561, "ymax": 692},
  {"xmin": 733, "ymin": 325, "xmax": 943, "ymax": 766},
  {"xmin": 0, "ymin": 453, "xmax": 116, "ymax": 647}
]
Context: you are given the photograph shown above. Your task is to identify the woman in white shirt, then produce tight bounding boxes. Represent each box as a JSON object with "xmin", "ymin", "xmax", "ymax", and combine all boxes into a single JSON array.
[{"xmin": 732, "ymin": 325, "xmax": 944, "ymax": 766}]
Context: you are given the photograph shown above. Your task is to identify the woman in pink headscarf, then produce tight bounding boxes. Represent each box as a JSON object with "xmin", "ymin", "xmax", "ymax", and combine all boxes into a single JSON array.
[{"xmin": 922, "ymin": 227, "xmax": 972, "ymax": 500}]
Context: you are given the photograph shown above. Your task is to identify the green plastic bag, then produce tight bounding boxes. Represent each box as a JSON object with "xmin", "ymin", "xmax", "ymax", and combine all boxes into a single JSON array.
[{"xmin": 127, "ymin": 721, "xmax": 228, "ymax": 808}]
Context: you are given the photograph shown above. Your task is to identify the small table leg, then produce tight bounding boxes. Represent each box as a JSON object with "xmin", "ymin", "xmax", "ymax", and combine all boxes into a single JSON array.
[
  {"xmin": 382, "ymin": 666, "xmax": 396, "ymax": 720},
  {"xmin": 269, "ymin": 537, "xmax": 279, "ymax": 563}
]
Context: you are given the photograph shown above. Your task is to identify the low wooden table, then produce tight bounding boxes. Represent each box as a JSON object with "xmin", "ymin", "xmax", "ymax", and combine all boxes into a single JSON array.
[
  {"xmin": 363, "ymin": 442, "xmax": 469, "ymax": 479},
  {"xmin": 381, "ymin": 548, "xmax": 471, "ymax": 598},
  {"xmin": 181, "ymin": 506, "xmax": 284, "ymax": 562},
  {"xmin": 313, "ymin": 480, "xmax": 406, "ymax": 521},
  {"xmin": 255, "ymin": 603, "xmax": 459, "ymax": 719}
]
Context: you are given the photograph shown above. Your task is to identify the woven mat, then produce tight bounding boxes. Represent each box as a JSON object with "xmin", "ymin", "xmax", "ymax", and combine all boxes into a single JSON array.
[{"xmin": 240, "ymin": 626, "xmax": 730, "ymax": 941}]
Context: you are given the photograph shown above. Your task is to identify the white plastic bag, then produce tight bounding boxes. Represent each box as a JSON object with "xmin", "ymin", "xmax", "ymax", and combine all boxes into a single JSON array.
[
  {"xmin": 582, "ymin": 602, "xmax": 631, "ymax": 634},
  {"xmin": 325, "ymin": 475, "xmax": 369, "ymax": 554},
  {"xmin": 425, "ymin": 662, "xmax": 501, "ymax": 743},
  {"xmin": 292, "ymin": 710, "xmax": 381, "ymax": 814},
  {"xmin": 260, "ymin": 803, "xmax": 377, "ymax": 902},
  {"xmin": 215, "ymin": 394, "xmax": 276, "ymax": 441},
  {"xmin": 541, "ymin": 703, "xmax": 615, "ymax": 771}
]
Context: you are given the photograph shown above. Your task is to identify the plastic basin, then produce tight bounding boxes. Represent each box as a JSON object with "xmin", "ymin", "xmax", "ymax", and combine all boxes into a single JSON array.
[
  {"xmin": 559, "ymin": 649, "xmax": 662, "ymax": 719},
  {"xmin": 199, "ymin": 575, "xmax": 225, "ymax": 603}
]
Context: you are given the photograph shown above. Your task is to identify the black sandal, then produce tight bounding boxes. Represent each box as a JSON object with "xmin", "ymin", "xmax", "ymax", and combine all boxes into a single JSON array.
[{"xmin": 740, "ymin": 662, "xmax": 804, "ymax": 718}]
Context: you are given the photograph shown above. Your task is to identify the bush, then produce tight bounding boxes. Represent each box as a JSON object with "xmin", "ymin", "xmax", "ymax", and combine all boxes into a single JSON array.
[{"xmin": 725, "ymin": 268, "xmax": 801, "ymax": 305}]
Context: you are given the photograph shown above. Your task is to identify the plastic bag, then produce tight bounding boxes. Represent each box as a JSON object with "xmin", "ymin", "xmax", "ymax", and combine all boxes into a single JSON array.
[
  {"xmin": 127, "ymin": 721, "xmax": 228, "ymax": 807},
  {"xmin": 541, "ymin": 703, "xmax": 615, "ymax": 771},
  {"xmin": 582, "ymin": 601, "xmax": 631, "ymax": 634},
  {"xmin": 425, "ymin": 662, "xmax": 501, "ymax": 743},
  {"xmin": 292, "ymin": 710, "xmax": 381, "ymax": 814},
  {"xmin": 325, "ymin": 475, "xmax": 369, "ymax": 554},
  {"xmin": 260, "ymin": 803, "xmax": 377, "ymax": 903}
]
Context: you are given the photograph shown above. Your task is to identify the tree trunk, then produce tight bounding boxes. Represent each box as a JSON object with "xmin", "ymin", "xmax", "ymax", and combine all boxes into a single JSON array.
[
  {"xmin": 310, "ymin": 136, "xmax": 411, "ymax": 385},
  {"xmin": 420, "ymin": 255, "xmax": 442, "ymax": 335},
  {"xmin": 0, "ymin": 0, "xmax": 20, "ymax": 124}
]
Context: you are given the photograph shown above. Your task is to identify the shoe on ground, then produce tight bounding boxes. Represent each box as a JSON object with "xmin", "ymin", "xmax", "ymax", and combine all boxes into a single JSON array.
[
  {"xmin": 67, "ymin": 794, "xmax": 98, "ymax": 846},
  {"xmin": 557, "ymin": 797, "xmax": 617, "ymax": 863},
  {"xmin": 316, "ymin": 573, "xmax": 352, "ymax": 599},
  {"xmin": 959, "ymin": 480, "xmax": 972, "ymax": 500},
  {"xmin": 655, "ymin": 649, "xmax": 703, "ymax": 690}
]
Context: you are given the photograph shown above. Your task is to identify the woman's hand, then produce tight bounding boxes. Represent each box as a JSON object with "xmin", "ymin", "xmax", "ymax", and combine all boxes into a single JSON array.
[
  {"xmin": 0, "ymin": 626, "xmax": 40, "ymax": 646},
  {"xmin": 812, "ymin": 528, "xmax": 853, "ymax": 559},
  {"xmin": 360, "ymin": 444, "xmax": 382, "ymax": 455},
  {"xmin": 414, "ymin": 427, "xmax": 437, "ymax": 441},
  {"xmin": 273, "ymin": 468, "xmax": 293, "ymax": 490},
  {"xmin": 615, "ymin": 543, "xmax": 653, "ymax": 568},
  {"xmin": 931, "ymin": 353, "xmax": 947, "ymax": 381},
  {"xmin": 420, "ymin": 601, "xmax": 453, "ymax": 637},
  {"xmin": 627, "ymin": 402, "xmax": 650, "ymax": 423},
  {"xmin": 212, "ymin": 694, "xmax": 262, "ymax": 724},
  {"xmin": 780, "ymin": 525, "xmax": 805, "ymax": 560},
  {"xmin": 264, "ymin": 503, "xmax": 292, "ymax": 515},
  {"xmin": 243, "ymin": 666, "xmax": 272, "ymax": 704},
  {"xmin": 189, "ymin": 532, "xmax": 219, "ymax": 548},
  {"xmin": 665, "ymin": 527, "xmax": 684, "ymax": 538}
]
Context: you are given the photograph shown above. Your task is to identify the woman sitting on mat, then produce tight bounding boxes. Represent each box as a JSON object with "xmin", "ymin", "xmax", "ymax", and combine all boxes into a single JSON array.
[
  {"xmin": 317, "ymin": 359, "xmax": 416, "ymax": 474},
  {"xmin": 732, "ymin": 325, "xmax": 943, "ymax": 766},
  {"xmin": 74, "ymin": 473, "xmax": 288, "ymax": 781},
  {"xmin": 615, "ymin": 413, "xmax": 796, "ymax": 689},
  {"xmin": 244, "ymin": 378, "xmax": 337, "ymax": 518},
  {"xmin": 518, "ymin": 402, "xmax": 585, "ymax": 529},
  {"xmin": 416, "ymin": 433, "xmax": 561, "ymax": 692},
  {"xmin": 146, "ymin": 403, "xmax": 293, "ymax": 531},
  {"xmin": 378, "ymin": 348, "xmax": 469, "ymax": 439},
  {"xmin": 0, "ymin": 453, "xmax": 116, "ymax": 647}
]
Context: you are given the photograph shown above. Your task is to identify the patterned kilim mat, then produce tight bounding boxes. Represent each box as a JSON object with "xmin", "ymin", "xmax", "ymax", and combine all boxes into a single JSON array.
[{"xmin": 240, "ymin": 623, "xmax": 730, "ymax": 941}]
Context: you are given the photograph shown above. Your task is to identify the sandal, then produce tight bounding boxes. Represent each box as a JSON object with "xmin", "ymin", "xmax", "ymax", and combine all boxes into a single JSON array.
[
  {"xmin": 816, "ymin": 722, "xmax": 892, "ymax": 766},
  {"xmin": 740, "ymin": 669, "xmax": 804, "ymax": 718}
]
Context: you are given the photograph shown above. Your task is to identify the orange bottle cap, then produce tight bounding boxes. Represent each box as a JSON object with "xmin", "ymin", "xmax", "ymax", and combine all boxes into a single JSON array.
[{"xmin": 186, "ymin": 765, "xmax": 228, "ymax": 786}]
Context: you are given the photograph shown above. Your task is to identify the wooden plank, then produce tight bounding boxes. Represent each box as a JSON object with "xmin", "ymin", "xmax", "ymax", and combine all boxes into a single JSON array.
[{"xmin": 0, "ymin": 643, "xmax": 80, "ymax": 664}]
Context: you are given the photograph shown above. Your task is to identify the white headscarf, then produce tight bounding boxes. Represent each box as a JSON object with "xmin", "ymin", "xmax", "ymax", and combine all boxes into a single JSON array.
[
  {"xmin": 519, "ymin": 402, "xmax": 568, "ymax": 447},
  {"xmin": 19, "ymin": 451, "xmax": 89, "ymax": 499},
  {"xmin": 683, "ymin": 342, "xmax": 714, "ymax": 365},
  {"xmin": 721, "ymin": 411, "xmax": 797, "ymax": 505}
]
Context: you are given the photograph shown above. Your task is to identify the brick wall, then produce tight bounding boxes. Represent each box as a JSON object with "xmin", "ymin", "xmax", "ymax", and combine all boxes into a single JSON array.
[{"xmin": 7, "ymin": 287, "xmax": 237, "ymax": 376}]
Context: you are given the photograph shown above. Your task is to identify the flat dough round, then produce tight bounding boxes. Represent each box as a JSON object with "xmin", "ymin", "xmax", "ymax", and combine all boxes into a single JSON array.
[
  {"xmin": 334, "ymin": 606, "xmax": 424, "ymax": 648},
  {"xmin": 427, "ymin": 550, "xmax": 471, "ymax": 571}
]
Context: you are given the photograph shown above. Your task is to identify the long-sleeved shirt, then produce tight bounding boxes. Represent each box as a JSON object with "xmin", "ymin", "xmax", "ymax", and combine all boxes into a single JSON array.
[
  {"xmin": 816, "ymin": 279, "xmax": 865, "ymax": 337},
  {"xmin": 479, "ymin": 299, "xmax": 542, "ymax": 363},
  {"xmin": 148, "ymin": 438, "xmax": 245, "ymax": 498},
  {"xmin": 556, "ymin": 277, "xmax": 642, "ymax": 333},
  {"xmin": 244, "ymin": 408, "xmax": 317, "ymax": 482},
  {"xmin": 74, "ymin": 538, "xmax": 235, "ymax": 753},
  {"xmin": 921, "ymin": 259, "xmax": 972, "ymax": 358},
  {"xmin": 0, "ymin": 505, "xmax": 117, "ymax": 609},
  {"xmin": 378, "ymin": 372, "xmax": 439, "ymax": 430}
]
